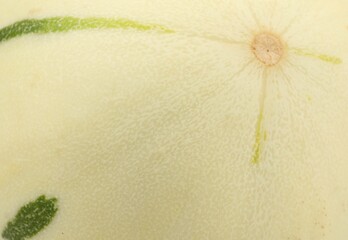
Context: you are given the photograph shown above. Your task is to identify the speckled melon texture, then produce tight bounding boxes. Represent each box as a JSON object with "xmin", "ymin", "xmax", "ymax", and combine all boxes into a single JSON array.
[{"xmin": 0, "ymin": 0, "xmax": 348, "ymax": 239}]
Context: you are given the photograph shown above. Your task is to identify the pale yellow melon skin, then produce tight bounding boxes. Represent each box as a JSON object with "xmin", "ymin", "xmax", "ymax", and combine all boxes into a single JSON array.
[{"xmin": 0, "ymin": 0, "xmax": 348, "ymax": 239}]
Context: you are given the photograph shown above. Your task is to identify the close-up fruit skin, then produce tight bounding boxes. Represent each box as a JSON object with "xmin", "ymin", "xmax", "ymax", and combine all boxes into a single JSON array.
[{"xmin": 0, "ymin": 0, "xmax": 348, "ymax": 239}]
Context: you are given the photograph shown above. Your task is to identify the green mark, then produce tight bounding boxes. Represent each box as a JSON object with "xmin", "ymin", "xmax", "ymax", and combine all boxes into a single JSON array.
[
  {"xmin": 291, "ymin": 48, "xmax": 342, "ymax": 65},
  {"xmin": 0, "ymin": 16, "xmax": 174, "ymax": 43},
  {"xmin": 251, "ymin": 112, "xmax": 265, "ymax": 164},
  {"xmin": 2, "ymin": 195, "xmax": 58, "ymax": 240},
  {"xmin": 251, "ymin": 70, "xmax": 268, "ymax": 164}
]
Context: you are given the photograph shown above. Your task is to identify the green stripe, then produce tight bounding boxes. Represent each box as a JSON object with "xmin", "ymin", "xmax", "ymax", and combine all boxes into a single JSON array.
[
  {"xmin": 291, "ymin": 48, "xmax": 342, "ymax": 65},
  {"xmin": 251, "ymin": 112, "xmax": 264, "ymax": 164},
  {"xmin": 0, "ymin": 16, "xmax": 175, "ymax": 43}
]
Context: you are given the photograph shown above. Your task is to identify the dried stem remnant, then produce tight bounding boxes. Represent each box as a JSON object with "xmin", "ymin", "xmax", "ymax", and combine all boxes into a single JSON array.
[{"xmin": 252, "ymin": 32, "xmax": 284, "ymax": 66}]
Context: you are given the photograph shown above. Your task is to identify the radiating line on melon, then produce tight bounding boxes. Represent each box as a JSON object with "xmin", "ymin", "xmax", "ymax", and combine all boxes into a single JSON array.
[
  {"xmin": 290, "ymin": 48, "xmax": 342, "ymax": 65},
  {"xmin": 251, "ymin": 69, "xmax": 268, "ymax": 164},
  {"xmin": 0, "ymin": 17, "xmax": 343, "ymax": 68},
  {"xmin": 0, "ymin": 16, "xmax": 174, "ymax": 43}
]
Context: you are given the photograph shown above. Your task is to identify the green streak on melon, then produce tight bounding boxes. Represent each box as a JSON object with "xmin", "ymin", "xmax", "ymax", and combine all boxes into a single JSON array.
[
  {"xmin": 251, "ymin": 112, "xmax": 264, "ymax": 164},
  {"xmin": 290, "ymin": 48, "xmax": 342, "ymax": 64},
  {"xmin": 2, "ymin": 195, "xmax": 58, "ymax": 240},
  {"xmin": 251, "ymin": 69, "xmax": 269, "ymax": 164},
  {"xmin": 0, "ymin": 16, "xmax": 175, "ymax": 43}
]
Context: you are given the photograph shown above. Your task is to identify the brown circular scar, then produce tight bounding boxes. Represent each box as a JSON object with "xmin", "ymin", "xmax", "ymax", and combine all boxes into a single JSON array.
[{"xmin": 252, "ymin": 32, "xmax": 284, "ymax": 66}]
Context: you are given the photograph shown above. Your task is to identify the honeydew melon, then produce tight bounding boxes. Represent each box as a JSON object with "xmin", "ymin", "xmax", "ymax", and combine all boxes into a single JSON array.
[{"xmin": 1, "ymin": 0, "xmax": 348, "ymax": 239}]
